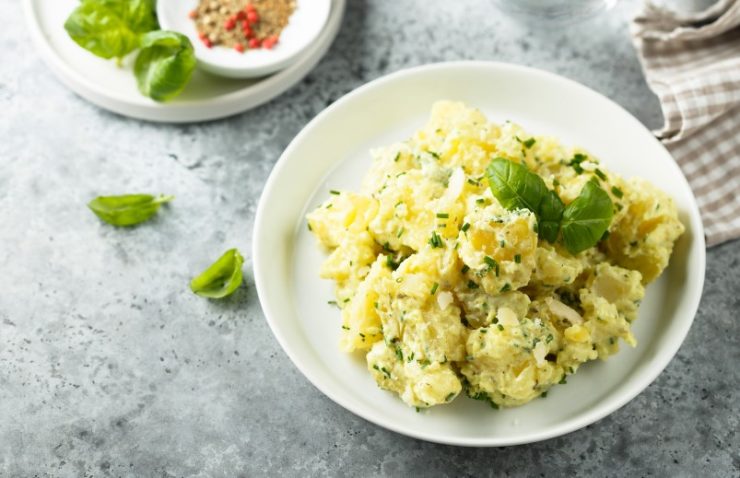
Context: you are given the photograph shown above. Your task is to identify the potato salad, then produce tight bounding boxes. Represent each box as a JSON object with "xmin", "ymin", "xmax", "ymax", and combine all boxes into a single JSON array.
[{"xmin": 306, "ymin": 101, "xmax": 684, "ymax": 410}]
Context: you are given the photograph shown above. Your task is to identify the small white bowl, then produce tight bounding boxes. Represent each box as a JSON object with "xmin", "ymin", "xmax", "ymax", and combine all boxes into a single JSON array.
[{"xmin": 157, "ymin": 0, "xmax": 331, "ymax": 78}]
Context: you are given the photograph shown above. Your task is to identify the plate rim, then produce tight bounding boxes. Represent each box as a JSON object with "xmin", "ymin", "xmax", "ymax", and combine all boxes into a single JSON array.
[
  {"xmin": 253, "ymin": 60, "xmax": 706, "ymax": 447},
  {"xmin": 22, "ymin": 0, "xmax": 345, "ymax": 123}
]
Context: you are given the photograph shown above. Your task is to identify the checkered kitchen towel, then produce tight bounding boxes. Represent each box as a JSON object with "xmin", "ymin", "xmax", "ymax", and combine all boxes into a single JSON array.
[{"xmin": 632, "ymin": 0, "xmax": 740, "ymax": 246}]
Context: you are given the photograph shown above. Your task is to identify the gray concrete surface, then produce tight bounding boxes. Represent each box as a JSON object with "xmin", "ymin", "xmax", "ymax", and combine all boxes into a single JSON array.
[{"xmin": 1, "ymin": 0, "xmax": 738, "ymax": 476}]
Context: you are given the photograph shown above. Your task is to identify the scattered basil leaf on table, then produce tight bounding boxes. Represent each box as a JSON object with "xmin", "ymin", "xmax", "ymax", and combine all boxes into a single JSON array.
[
  {"xmin": 88, "ymin": 194, "xmax": 174, "ymax": 226},
  {"xmin": 64, "ymin": 0, "xmax": 158, "ymax": 60},
  {"xmin": 561, "ymin": 180, "xmax": 614, "ymax": 254},
  {"xmin": 135, "ymin": 31, "xmax": 197, "ymax": 102},
  {"xmin": 486, "ymin": 157, "xmax": 613, "ymax": 254},
  {"xmin": 190, "ymin": 249, "xmax": 245, "ymax": 299}
]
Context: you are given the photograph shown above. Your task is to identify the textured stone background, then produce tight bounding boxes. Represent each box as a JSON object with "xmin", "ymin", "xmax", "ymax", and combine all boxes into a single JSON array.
[{"xmin": 1, "ymin": 0, "xmax": 738, "ymax": 476}]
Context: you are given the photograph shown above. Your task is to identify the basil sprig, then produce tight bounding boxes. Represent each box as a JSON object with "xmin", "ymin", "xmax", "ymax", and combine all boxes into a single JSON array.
[
  {"xmin": 561, "ymin": 180, "xmax": 613, "ymax": 254},
  {"xmin": 486, "ymin": 158, "xmax": 613, "ymax": 254},
  {"xmin": 135, "ymin": 31, "xmax": 196, "ymax": 102},
  {"xmin": 190, "ymin": 249, "xmax": 245, "ymax": 299},
  {"xmin": 63, "ymin": 0, "xmax": 196, "ymax": 101},
  {"xmin": 64, "ymin": 0, "xmax": 158, "ymax": 60},
  {"xmin": 88, "ymin": 194, "xmax": 173, "ymax": 226}
]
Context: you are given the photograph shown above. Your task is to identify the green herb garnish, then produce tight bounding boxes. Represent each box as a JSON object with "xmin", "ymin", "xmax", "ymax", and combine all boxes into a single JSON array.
[
  {"xmin": 189, "ymin": 248, "xmax": 244, "ymax": 299},
  {"xmin": 486, "ymin": 158, "xmax": 612, "ymax": 254},
  {"xmin": 461, "ymin": 222, "xmax": 471, "ymax": 232},
  {"xmin": 436, "ymin": 212, "xmax": 449, "ymax": 219},
  {"xmin": 429, "ymin": 231, "xmax": 443, "ymax": 248},
  {"xmin": 65, "ymin": 2, "xmax": 196, "ymax": 101},
  {"xmin": 135, "ymin": 31, "xmax": 196, "ymax": 101},
  {"xmin": 330, "ymin": 190, "xmax": 340, "ymax": 195},
  {"xmin": 611, "ymin": 186, "xmax": 624, "ymax": 198},
  {"xmin": 514, "ymin": 254, "xmax": 521, "ymax": 263},
  {"xmin": 88, "ymin": 193, "xmax": 173, "ymax": 226},
  {"xmin": 561, "ymin": 180, "xmax": 614, "ymax": 254},
  {"xmin": 430, "ymin": 282, "xmax": 439, "ymax": 295},
  {"xmin": 64, "ymin": 0, "xmax": 158, "ymax": 61}
]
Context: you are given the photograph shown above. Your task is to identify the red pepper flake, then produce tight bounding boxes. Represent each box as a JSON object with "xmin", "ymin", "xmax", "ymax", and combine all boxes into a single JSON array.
[{"xmin": 262, "ymin": 35, "xmax": 278, "ymax": 49}]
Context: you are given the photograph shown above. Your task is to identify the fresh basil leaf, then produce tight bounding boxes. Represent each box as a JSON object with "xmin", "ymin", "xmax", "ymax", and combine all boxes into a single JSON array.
[
  {"xmin": 190, "ymin": 249, "xmax": 245, "ymax": 299},
  {"xmin": 88, "ymin": 194, "xmax": 173, "ymax": 226},
  {"xmin": 538, "ymin": 189, "xmax": 564, "ymax": 243},
  {"xmin": 64, "ymin": 0, "xmax": 158, "ymax": 60},
  {"xmin": 134, "ymin": 31, "xmax": 196, "ymax": 102},
  {"xmin": 486, "ymin": 157, "xmax": 546, "ymax": 213},
  {"xmin": 561, "ymin": 181, "xmax": 613, "ymax": 254}
]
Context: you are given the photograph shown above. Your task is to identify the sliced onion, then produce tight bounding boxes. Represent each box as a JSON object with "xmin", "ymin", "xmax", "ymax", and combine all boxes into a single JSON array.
[
  {"xmin": 437, "ymin": 291, "xmax": 454, "ymax": 310},
  {"xmin": 497, "ymin": 307, "xmax": 519, "ymax": 327},
  {"xmin": 546, "ymin": 297, "xmax": 583, "ymax": 324}
]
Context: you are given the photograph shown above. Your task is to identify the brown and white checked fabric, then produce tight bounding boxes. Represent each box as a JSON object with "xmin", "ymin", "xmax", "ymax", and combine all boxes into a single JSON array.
[{"xmin": 632, "ymin": 0, "xmax": 740, "ymax": 246}]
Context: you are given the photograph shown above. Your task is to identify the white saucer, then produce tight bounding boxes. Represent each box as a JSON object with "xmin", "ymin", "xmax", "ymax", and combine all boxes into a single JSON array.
[
  {"xmin": 157, "ymin": 0, "xmax": 331, "ymax": 78},
  {"xmin": 23, "ymin": 0, "xmax": 344, "ymax": 123}
]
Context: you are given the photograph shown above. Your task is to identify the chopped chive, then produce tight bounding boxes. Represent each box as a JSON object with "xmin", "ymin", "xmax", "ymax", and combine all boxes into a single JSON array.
[
  {"xmin": 541, "ymin": 391, "xmax": 548, "ymax": 398},
  {"xmin": 500, "ymin": 240, "xmax": 505, "ymax": 248},
  {"xmin": 326, "ymin": 203, "xmax": 333, "ymax": 209},
  {"xmin": 484, "ymin": 256, "xmax": 497, "ymax": 268},
  {"xmin": 467, "ymin": 178, "xmax": 480, "ymax": 186},
  {"xmin": 559, "ymin": 376, "xmax": 567, "ymax": 385},
  {"xmin": 476, "ymin": 198, "xmax": 485, "ymax": 204},
  {"xmin": 500, "ymin": 283, "xmax": 511, "ymax": 292},
  {"xmin": 461, "ymin": 223, "xmax": 471, "ymax": 232},
  {"xmin": 395, "ymin": 347, "xmax": 403, "ymax": 361},
  {"xmin": 341, "ymin": 325, "xmax": 349, "ymax": 330},
  {"xmin": 611, "ymin": 186, "xmax": 624, "ymax": 198},
  {"xmin": 330, "ymin": 190, "xmax": 340, "ymax": 195},
  {"xmin": 428, "ymin": 151, "xmax": 440, "ymax": 159},
  {"xmin": 393, "ymin": 152, "xmax": 400, "ymax": 162},
  {"xmin": 430, "ymin": 282, "xmax": 439, "ymax": 295},
  {"xmin": 594, "ymin": 168, "xmax": 607, "ymax": 181},
  {"xmin": 429, "ymin": 231, "xmax": 443, "ymax": 248},
  {"xmin": 546, "ymin": 334, "xmax": 554, "ymax": 343},
  {"xmin": 552, "ymin": 178, "xmax": 560, "ymax": 187},
  {"xmin": 461, "ymin": 265, "xmax": 470, "ymax": 274},
  {"xmin": 327, "ymin": 300, "xmax": 338, "ymax": 307},
  {"xmin": 467, "ymin": 280, "xmax": 479, "ymax": 289},
  {"xmin": 514, "ymin": 254, "xmax": 521, "ymax": 263},
  {"xmin": 523, "ymin": 138, "xmax": 536, "ymax": 148},
  {"xmin": 397, "ymin": 228, "xmax": 404, "ymax": 238},
  {"xmin": 307, "ymin": 222, "xmax": 312, "ymax": 231},
  {"xmin": 497, "ymin": 324, "xmax": 504, "ymax": 331},
  {"xmin": 436, "ymin": 212, "xmax": 449, "ymax": 219}
]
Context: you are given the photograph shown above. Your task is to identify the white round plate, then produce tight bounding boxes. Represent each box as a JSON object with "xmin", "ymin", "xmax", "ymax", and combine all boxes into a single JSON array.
[
  {"xmin": 22, "ymin": 0, "xmax": 344, "ymax": 123},
  {"xmin": 157, "ymin": 0, "xmax": 331, "ymax": 78},
  {"xmin": 253, "ymin": 62, "xmax": 706, "ymax": 447}
]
